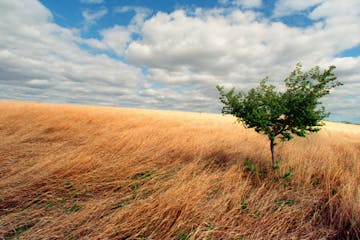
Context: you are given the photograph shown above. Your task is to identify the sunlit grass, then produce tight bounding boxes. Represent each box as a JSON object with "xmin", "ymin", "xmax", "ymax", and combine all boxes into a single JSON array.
[{"xmin": 0, "ymin": 100, "xmax": 359, "ymax": 239}]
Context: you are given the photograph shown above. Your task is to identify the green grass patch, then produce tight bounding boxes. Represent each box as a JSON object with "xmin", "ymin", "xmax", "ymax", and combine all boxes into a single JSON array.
[
  {"xmin": 131, "ymin": 171, "xmax": 154, "ymax": 180},
  {"xmin": 4, "ymin": 222, "xmax": 35, "ymax": 239},
  {"xmin": 66, "ymin": 234, "xmax": 74, "ymax": 240},
  {"xmin": 282, "ymin": 172, "xmax": 292, "ymax": 182},
  {"xmin": 332, "ymin": 188, "xmax": 338, "ymax": 195},
  {"xmin": 206, "ymin": 223, "xmax": 215, "ymax": 230},
  {"xmin": 241, "ymin": 200, "xmax": 248, "ymax": 211},
  {"xmin": 130, "ymin": 184, "xmax": 139, "ymax": 199},
  {"xmin": 275, "ymin": 199, "xmax": 295, "ymax": 207},
  {"xmin": 244, "ymin": 160, "xmax": 257, "ymax": 174},
  {"xmin": 254, "ymin": 210, "xmax": 261, "ymax": 217},
  {"xmin": 44, "ymin": 201, "xmax": 55, "ymax": 210},
  {"xmin": 172, "ymin": 230, "xmax": 191, "ymax": 240},
  {"xmin": 111, "ymin": 201, "xmax": 130, "ymax": 210},
  {"xmin": 65, "ymin": 203, "xmax": 81, "ymax": 213}
]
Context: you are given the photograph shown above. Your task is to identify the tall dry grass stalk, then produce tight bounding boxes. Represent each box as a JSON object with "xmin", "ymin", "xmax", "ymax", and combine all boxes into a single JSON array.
[{"xmin": 0, "ymin": 100, "xmax": 359, "ymax": 239}]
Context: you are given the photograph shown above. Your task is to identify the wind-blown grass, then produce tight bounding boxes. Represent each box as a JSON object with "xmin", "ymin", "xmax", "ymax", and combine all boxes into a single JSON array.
[{"xmin": 0, "ymin": 100, "xmax": 359, "ymax": 239}]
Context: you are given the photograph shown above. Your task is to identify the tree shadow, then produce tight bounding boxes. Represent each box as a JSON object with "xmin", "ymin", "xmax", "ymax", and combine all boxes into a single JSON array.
[{"xmin": 201, "ymin": 149, "xmax": 245, "ymax": 170}]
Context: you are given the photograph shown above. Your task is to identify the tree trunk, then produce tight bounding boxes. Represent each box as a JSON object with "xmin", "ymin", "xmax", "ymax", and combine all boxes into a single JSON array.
[{"xmin": 270, "ymin": 139, "xmax": 275, "ymax": 167}]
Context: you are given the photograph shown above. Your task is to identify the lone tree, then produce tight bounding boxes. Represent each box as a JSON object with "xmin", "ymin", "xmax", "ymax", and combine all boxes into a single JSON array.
[{"xmin": 217, "ymin": 63, "xmax": 343, "ymax": 167}]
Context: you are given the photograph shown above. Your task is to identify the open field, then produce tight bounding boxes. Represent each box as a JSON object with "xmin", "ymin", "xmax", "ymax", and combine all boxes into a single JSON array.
[{"xmin": 0, "ymin": 100, "xmax": 359, "ymax": 239}]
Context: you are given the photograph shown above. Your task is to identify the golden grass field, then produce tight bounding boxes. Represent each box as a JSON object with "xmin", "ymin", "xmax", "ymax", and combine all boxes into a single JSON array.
[{"xmin": 0, "ymin": 100, "xmax": 359, "ymax": 239}]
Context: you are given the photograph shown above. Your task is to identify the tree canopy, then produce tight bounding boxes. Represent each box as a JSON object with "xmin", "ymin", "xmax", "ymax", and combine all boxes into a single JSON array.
[{"xmin": 217, "ymin": 63, "xmax": 343, "ymax": 166}]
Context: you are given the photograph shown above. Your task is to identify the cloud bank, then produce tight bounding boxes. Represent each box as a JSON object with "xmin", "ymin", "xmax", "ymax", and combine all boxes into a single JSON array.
[{"xmin": 0, "ymin": 0, "xmax": 359, "ymax": 123}]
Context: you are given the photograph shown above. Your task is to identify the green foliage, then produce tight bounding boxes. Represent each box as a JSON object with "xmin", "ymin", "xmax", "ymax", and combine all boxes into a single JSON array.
[
  {"xmin": 217, "ymin": 63, "xmax": 342, "ymax": 166},
  {"xmin": 111, "ymin": 201, "xmax": 130, "ymax": 210},
  {"xmin": 332, "ymin": 188, "xmax": 338, "ymax": 196},
  {"xmin": 172, "ymin": 230, "xmax": 191, "ymax": 240},
  {"xmin": 130, "ymin": 184, "xmax": 139, "ymax": 199},
  {"xmin": 131, "ymin": 171, "xmax": 154, "ymax": 180},
  {"xmin": 172, "ymin": 229, "xmax": 196, "ymax": 240},
  {"xmin": 241, "ymin": 200, "xmax": 248, "ymax": 211},
  {"xmin": 206, "ymin": 223, "xmax": 215, "ymax": 230},
  {"xmin": 272, "ymin": 161, "xmax": 280, "ymax": 170},
  {"xmin": 275, "ymin": 199, "xmax": 296, "ymax": 207},
  {"xmin": 281, "ymin": 171, "xmax": 292, "ymax": 182},
  {"xmin": 66, "ymin": 234, "xmax": 74, "ymax": 240},
  {"xmin": 243, "ymin": 159, "xmax": 257, "ymax": 174},
  {"xmin": 44, "ymin": 201, "xmax": 55, "ymax": 210},
  {"xmin": 4, "ymin": 222, "xmax": 35, "ymax": 239},
  {"xmin": 65, "ymin": 203, "xmax": 81, "ymax": 213}
]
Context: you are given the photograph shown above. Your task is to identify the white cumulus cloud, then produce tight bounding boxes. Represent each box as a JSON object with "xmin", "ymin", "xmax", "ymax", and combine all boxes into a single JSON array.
[
  {"xmin": 273, "ymin": 0, "xmax": 325, "ymax": 17},
  {"xmin": 101, "ymin": 26, "xmax": 132, "ymax": 55},
  {"xmin": 82, "ymin": 7, "xmax": 108, "ymax": 30},
  {"xmin": 124, "ymin": 4, "xmax": 360, "ymax": 121},
  {"xmin": 0, "ymin": 0, "xmax": 359, "ymax": 123},
  {"xmin": 0, "ymin": 0, "xmax": 144, "ymax": 107}
]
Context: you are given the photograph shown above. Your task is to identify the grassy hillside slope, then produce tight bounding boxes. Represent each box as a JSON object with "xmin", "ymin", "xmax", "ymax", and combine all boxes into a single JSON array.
[{"xmin": 0, "ymin": 101, "xmax": 359, "ymax": 239}]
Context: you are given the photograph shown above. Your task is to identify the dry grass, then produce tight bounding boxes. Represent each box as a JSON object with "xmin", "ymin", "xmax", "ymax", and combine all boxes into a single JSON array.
[{"xmin": 0, "ymin": 100, "xmax": 359, "ymax": 240}]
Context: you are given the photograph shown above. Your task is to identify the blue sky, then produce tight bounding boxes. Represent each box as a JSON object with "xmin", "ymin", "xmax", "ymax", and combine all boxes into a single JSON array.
[
  {"xmin": 40, "ymin": 0, "xmax": 317, "ymax": 38},
  {"xmin": 0, "ymin": 0, "xmax": 360, "ymax": 123}
]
